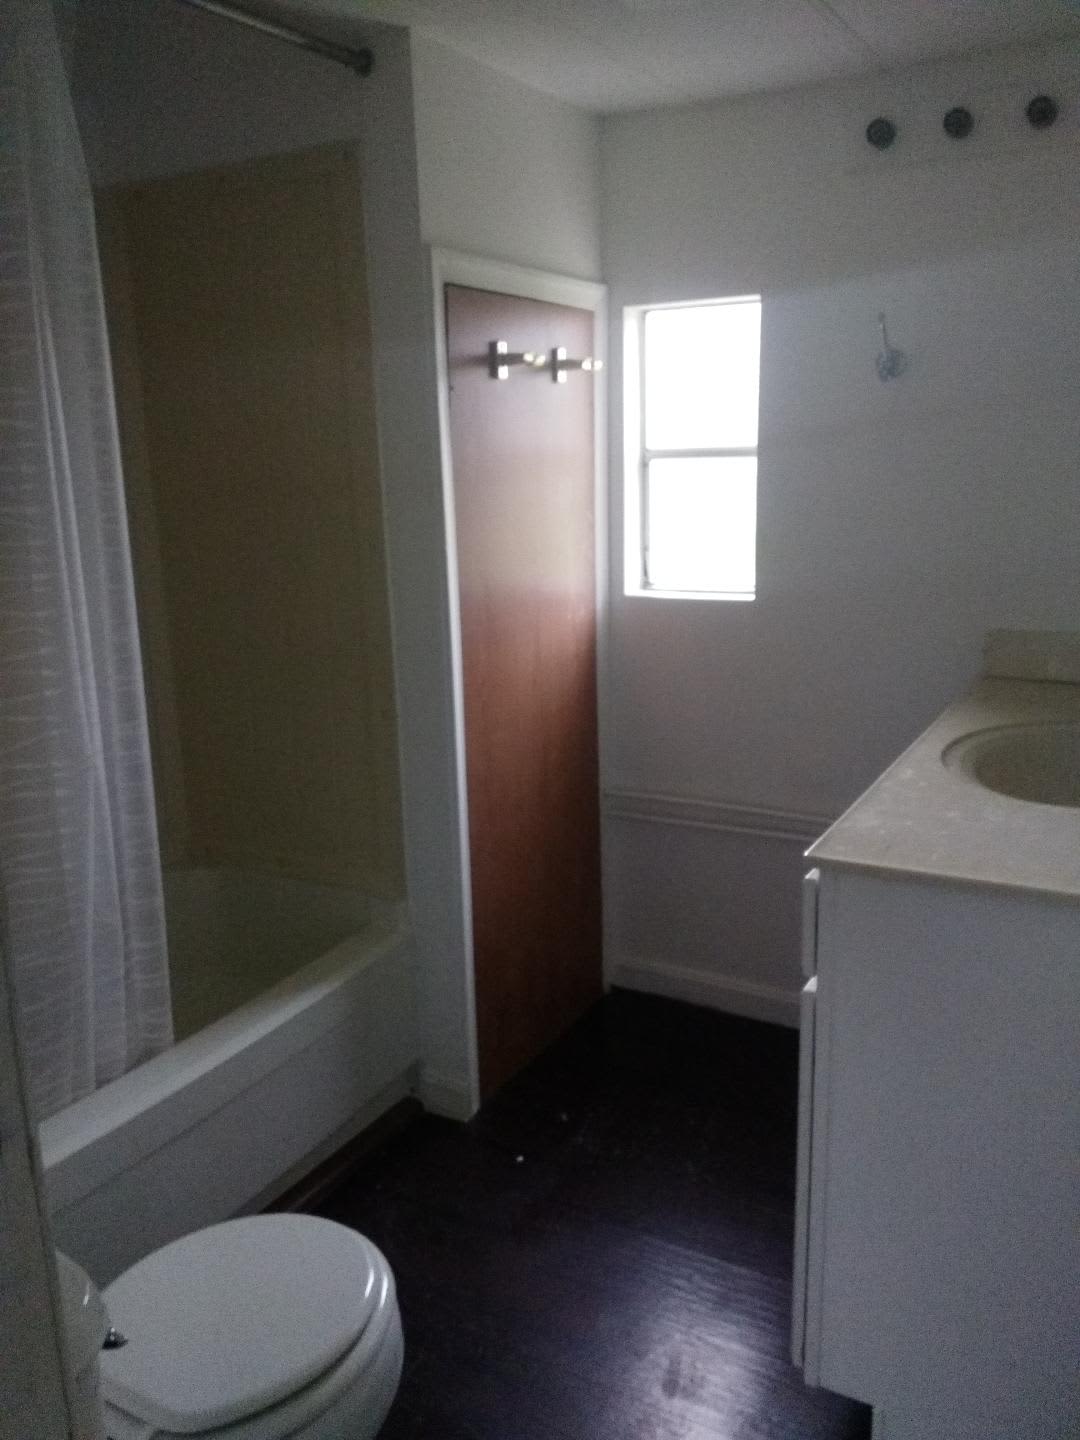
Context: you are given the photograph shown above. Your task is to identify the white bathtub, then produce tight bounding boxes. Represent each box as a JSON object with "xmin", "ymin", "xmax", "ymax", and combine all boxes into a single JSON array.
[{"xmin": 40, "ymin": 867, "xmax": 417, "ymax": 1283}]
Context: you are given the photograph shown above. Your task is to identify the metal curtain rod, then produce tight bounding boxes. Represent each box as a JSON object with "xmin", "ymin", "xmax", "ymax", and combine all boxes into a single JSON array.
[{"xmin": 171, "ymin": 0, "xmax": 374, "ymax": 76}]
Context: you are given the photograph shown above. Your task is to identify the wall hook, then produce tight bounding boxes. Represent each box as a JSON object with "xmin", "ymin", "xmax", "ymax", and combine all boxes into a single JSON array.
[
  {"xmin": 550, "ymin": 346, "xmax": 603, "ymax": 384},
  {"xmin": 875, "ymin": 312, "xmax": 907, "ymax": 382},
  {"xmin": 488, "ymin": 340, "xmax": 547, "ymax": 380}
]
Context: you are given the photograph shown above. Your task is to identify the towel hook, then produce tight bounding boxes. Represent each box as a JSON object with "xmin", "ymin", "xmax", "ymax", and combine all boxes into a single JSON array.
[
  {"xmin": 488, "ymin": 340, "xmax": 547, "ymax": 380},
  {"xmin": 550, "ymin": 346, "xmax": 604, "ymax": 384},
  {"xmin": 876, "ymin": 311, "xmax": 907, "ymax": 382}
]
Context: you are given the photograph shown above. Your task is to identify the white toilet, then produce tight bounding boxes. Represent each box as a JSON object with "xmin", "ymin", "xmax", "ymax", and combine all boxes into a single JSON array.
[{"xmin": 91, "ymin": 1214, "xmax": 403, "ymax": 1440}]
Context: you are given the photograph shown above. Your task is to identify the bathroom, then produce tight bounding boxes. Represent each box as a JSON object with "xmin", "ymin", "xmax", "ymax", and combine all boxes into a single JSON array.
[{"xmin": 2, "ymin": 1, "xmax": 1078, "ymax": 1437}]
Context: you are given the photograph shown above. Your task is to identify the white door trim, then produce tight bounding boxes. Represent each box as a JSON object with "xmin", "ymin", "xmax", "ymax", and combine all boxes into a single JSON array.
[
  {"xmin": 0, "ymin": 945, "xmax": 73, "ymax": 1439},
  {"xmin": 428, "ymin": 250, "xmax": 610, "ymax": 1102},
  {"xmin": 431, "ymin": 250, "xmax": 606, "ymax": 314}
]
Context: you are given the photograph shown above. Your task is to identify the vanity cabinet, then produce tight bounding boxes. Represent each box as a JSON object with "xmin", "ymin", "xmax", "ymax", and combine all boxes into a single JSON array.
[{"xmin": 793, "ymin": 861, "xmax": 1080, "ymax": 1440}]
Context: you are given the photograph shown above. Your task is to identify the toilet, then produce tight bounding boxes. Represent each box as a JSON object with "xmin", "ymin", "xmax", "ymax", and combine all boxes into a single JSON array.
[{"xmin": 93, "ymin": 1214, "xmax": 403, "ymax": 1440}]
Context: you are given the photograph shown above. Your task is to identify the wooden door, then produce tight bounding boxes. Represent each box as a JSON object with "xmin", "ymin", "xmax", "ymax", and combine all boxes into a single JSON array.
[{"xmin": 446, "ymin": 284, "xmax": 602, "ymax": 1099}]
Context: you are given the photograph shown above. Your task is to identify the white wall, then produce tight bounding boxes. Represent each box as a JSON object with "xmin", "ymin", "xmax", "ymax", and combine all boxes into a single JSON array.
[
  {"xmin": 69, "ymin": 0, "xmax": 475, "ymax": 1115},
  {"xmin": 601, "ymin": 40, "xmax": 1080, "ymax": 1023},
  {"xmin": 411, "ymin": 35, "xmax": 601, "ymax": 280}
]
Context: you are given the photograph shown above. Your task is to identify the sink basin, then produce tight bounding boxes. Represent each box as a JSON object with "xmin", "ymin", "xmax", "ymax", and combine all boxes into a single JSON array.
[{"xmin": 943, "ymin": 722, "xmax": 1080, "ymax": 808}]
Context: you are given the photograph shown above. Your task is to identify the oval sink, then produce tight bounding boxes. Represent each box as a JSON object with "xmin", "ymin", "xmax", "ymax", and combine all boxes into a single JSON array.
[{"xmin": 943, "ymin": 722, "xmax": 1080, "ymax": 808}]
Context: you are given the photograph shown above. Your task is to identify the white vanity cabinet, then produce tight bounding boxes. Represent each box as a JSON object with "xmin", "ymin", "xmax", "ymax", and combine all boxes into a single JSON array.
[
  {"xmin": 791, "ymin": 665, "xmax": 1080, "ymax": 1436},
  {"xmin": 793, "ymin": 854, "xmax": 1080, "ymax": 1439}
]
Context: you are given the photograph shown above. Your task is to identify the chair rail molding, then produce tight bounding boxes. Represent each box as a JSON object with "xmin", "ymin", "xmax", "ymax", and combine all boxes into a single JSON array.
[{"xmin": 602, "ymin": 789, "xmax": 831, "ymax": 846}]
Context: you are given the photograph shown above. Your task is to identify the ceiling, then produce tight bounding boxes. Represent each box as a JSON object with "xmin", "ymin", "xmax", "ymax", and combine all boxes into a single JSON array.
[{"xmin": 312, "ymin": 0, "xmax": 1080, "ymax": 111}]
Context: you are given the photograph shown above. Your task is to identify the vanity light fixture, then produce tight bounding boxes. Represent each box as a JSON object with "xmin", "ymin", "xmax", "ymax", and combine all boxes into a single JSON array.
[
  {"xmin": 1026, "ymin": 95, "xmax": 1058, "ymax": 130},
  {"xmin": 865, "ymin": 117, "xmax": 897, "ymax": 150},
  {"xmin": 943, "ymin": 106, "xmax": 974, "ymax": 139}
]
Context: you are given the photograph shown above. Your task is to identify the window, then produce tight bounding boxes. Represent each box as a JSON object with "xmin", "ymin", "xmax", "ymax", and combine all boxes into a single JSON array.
[{"xmin": 625, "ymin": 296, "xmax": 762, "ymax": 599}]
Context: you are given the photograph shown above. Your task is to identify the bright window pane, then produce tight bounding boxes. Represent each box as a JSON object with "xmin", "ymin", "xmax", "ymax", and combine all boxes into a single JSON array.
[
  {"xmin": 644, "ymin": 301, "xmax": 761, "ymax": 452},
  {"xmin": 646, "ymin": 456, "xmax": 757, "ymax": 595}
]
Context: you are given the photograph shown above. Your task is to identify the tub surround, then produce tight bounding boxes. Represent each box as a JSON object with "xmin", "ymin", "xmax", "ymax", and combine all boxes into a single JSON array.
[
  {"xmin": 98, "ymin": 143, "xmax": 404, "ymax": 902},
  {"xmin": 42, "ymin": 916, "xmax": 416, "ymax": 1284},
  {"xmin": 164, "ymin": 867, "xmax": 391, "ymax": 1040},
  {"xmin": 808, "ymin": 675, "xmax": 1080, "ymax": 900}
]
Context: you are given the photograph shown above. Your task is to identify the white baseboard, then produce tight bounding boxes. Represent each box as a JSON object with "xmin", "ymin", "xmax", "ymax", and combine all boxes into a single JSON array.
[
  {"xmin": 610, "ymin": 956, "xmax": 800, "ymax": 1029},
  {"xmin": 417, "ymin": 1066, "xmax": 478, "ymax": 1122}
]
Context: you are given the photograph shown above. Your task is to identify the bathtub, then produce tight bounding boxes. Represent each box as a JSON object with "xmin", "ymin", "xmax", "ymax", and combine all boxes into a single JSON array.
[{"xmin": 40, "ymin": 866, "xmax": 417, "ymax": 1283}]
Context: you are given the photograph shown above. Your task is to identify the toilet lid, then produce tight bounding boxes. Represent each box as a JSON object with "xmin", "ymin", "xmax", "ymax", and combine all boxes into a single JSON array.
[{"xmin": 101, "ymin": 1216, "xmax": 382, "ymax": 1434}]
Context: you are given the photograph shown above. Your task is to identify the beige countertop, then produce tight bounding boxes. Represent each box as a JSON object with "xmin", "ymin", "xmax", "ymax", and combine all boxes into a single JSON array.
[{"xmin": 807, "ymin": 677, "xmax": 1080, "ymax": 900}]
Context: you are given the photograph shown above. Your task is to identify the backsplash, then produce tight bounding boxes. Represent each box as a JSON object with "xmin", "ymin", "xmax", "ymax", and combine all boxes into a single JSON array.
[{"xmin": 983, "ymin": 629, "xmax": 1080, "ymax": 685}]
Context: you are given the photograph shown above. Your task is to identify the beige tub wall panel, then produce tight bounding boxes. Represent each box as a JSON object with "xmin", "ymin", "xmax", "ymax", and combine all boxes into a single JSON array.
[
  {"xmin": 97, "ymin": 193, "xmax": 191, "ymax": 867},
  {"xmin": 109, "ymin": 145, "xmax": 404, "ymax": 897}
]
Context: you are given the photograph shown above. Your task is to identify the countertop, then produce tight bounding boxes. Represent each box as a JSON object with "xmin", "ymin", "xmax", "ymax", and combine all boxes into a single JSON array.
[{"xmin": 807, "ymin": 678, "xmax": 1080, "ymax": 900}]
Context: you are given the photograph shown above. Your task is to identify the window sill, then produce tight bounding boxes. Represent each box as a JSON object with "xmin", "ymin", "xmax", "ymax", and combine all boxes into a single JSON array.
[{"xmin": 623, "ymin": 586, "xmax": 756, "ymax": 603}]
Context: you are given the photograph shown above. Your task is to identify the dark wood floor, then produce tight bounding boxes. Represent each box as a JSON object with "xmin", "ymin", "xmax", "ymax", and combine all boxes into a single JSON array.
[{"xmin": 313, "ymin": 990, "xmax": 872, "ymax": 1439}]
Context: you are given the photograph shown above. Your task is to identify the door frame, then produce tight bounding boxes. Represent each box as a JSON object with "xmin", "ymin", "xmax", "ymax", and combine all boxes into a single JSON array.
[
  {"xmin": 0, "ymin": 943, "xmax": 74, "ymax": 1440},
  {"xmin": 428, "ymin": 250, "xmax": 609, "ymax": 1116}
]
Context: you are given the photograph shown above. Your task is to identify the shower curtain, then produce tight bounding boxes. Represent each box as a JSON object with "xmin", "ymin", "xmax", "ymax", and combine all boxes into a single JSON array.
[{"xmin": 0, "ymin": 0, "xmax": 173, "ymax": 1119}]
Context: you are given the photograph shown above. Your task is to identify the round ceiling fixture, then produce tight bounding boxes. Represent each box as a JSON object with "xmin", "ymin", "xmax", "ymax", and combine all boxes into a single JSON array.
[{"xmin": 866, "ymin": 117, "xmax": 897, "ymax": 150}]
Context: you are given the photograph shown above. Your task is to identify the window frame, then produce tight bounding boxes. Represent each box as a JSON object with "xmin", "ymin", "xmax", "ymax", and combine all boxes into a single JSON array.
[{"xmin": 625, "ymin": 294, "xmax": 761, "ymax": 602}]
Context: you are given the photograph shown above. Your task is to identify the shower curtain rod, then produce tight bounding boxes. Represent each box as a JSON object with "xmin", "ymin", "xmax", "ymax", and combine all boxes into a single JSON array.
[{"xmin": 171, "ymin": 0, "xmax": 374, "ymax": 76}]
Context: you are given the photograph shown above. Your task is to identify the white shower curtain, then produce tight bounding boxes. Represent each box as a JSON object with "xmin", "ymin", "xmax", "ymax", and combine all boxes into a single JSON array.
[{"xmin": 0, "ymin": 0, "xmax": 173, "ymax": 1120}]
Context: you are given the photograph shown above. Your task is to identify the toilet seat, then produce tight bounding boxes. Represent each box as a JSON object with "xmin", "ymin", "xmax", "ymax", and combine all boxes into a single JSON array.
[{"xmin": 102, "ymin": 1216, "xmax": 402, "ymax": 1440}]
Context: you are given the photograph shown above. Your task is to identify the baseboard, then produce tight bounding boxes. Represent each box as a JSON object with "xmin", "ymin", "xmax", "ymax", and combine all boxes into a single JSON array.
[
  {"xmin": 610, "ymin": 956, "xmax": 800, "ymax": 1029},
  {"xmin": 417, "ymin": 1066, "xmax": 478, "ymax": 1122}
]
